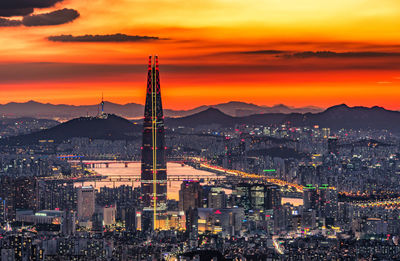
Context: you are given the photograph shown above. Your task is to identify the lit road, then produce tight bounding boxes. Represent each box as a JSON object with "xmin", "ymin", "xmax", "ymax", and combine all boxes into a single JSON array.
[
  {"xmin": 272, "ymin": 236, "xmax": 285, "ymax": 255},
  {"xmin": 353, "ymin": 198, "xmax": 400, "ymax": 209},
  {"xmin": 192, "ymin": 159, "xmax": 304, "ymax": 192}
]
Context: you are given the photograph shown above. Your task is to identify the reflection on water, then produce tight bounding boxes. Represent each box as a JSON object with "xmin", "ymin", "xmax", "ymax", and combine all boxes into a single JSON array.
[
  {"xmin": 282, "ymin": 197, "xmax": 303, "ymax": 206},
  {"xmin": 77, "ymin": 162, "xmax": 303, "ymax": 205},
  {"xmin": 77, "ymin": 163, "xmax": 222, "ymax": 201}
]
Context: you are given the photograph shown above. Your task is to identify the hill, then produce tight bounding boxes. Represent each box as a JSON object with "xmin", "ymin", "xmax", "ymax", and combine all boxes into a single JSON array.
[
  {"xmin": 1, "ymin": 114, "xmax": 141, "ymax": 146},
  {"xmin": 167, "ymin": 108, "xmax": 236, "ymax": 128}
]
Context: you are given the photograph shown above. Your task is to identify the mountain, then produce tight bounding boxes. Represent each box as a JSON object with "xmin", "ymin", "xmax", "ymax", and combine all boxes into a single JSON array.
[
  {"xmin": 1, "ymin": 114, "xmax": 141, "ymax": 146},
  {"xmin": 0, "ymin": 100, "xmax": 323, "ymax": 119},
  {"xmin": 209, "ymin": 101, "xmax": 322, "ymax": 116},
  {"xmin": 167, "ymin": 108, "xmax": 236, "ymax": 128},
  {"xmin": 167, "ymin": 104, "xmax": 400, "ymax": 133},
  {"xmin": 0, "ymin": 100, "xmax": 144, "ymax": 120},
  {"xmin": 166, "ymin": 101, "xmax": 322, "ymax": 117}
]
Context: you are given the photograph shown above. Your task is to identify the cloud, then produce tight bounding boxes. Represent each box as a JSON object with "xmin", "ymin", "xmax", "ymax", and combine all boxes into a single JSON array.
[
  {"xmin": 22, "ymin": 8, "xmax": 79, "ymax": 26},
  {"xmin": 0, "ymin": 17, "xmax": 22, "ymax": 27},
  {"xmin": 0, "ymin": 63, "xmax": 144, "ymax": 84},
  {"xmin": 376, "ymin": 81, "xmax": 392, "ymax": 84},
  {"xmin": 0, "ymin": 8, "xmax": 34, "ymax": 17},
  {"xmin": 48, "ymin": 33, "xmax": 162, "ymax": 42},
  {"xmin": 237, "ymin": 50, "xmax": 286, "ymax": 55},
  {"xmin": 284, "ymin": 51, "xmax": 400, "ymax": 59},
  {"xmin": 0, "ymin": 0, "xmax": 63, "ymax": 9},
  {"xmin": 0, "ymin": 0, "xmax": 63, "ymax": 17},
  {"xmin": 0, "ymin": 8, "xmax": 79, "ymax": 27},
  {"xmin": 2, "ymin": 61, "xmax": 400, "ymax": 85}
]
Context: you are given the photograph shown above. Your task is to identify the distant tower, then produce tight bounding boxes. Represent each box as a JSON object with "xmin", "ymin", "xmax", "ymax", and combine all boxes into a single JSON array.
[
  {"xmin": 98, "ymin": 93, "xmax": 107, "ymax": 119},
  {"xmin": 140, "ymin": 56, "xmax": 167, "ymax": 230},
  {"xmin": 101, "ymin": 92, "xmax": 104, "ymax": 115}
]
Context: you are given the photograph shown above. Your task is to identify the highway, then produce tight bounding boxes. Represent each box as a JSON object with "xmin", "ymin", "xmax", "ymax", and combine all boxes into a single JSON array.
[{"xmin": 195, "ymin": 161, "xmax": 304, "ymax": 192}]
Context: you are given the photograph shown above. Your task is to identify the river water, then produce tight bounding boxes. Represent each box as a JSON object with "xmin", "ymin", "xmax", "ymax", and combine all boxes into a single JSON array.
[{"xmin": 78, "ymin": 162, "xmax": 302, "ymax": 205}]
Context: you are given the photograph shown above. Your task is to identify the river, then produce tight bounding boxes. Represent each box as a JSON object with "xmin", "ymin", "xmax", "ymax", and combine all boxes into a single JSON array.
[{"xmin": 78, "ymin": 162, "xmax": 302, "ymax": 205}]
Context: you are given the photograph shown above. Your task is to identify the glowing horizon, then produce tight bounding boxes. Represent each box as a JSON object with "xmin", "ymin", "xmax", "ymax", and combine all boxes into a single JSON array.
[{"xmin": 1, "ymin": 0, "xmax": 399, "ymax": 110}]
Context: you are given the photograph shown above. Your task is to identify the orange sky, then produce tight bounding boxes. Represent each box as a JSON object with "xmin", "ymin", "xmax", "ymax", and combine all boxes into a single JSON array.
[{"xmin": 0, "ymin": 0, "xmax": 400, "ymax": 110}]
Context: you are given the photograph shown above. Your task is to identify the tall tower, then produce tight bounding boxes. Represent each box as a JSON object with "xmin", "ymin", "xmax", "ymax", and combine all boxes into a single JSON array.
[
  {"xmin": 101, "ymin": 92, "xmax": 104, "ymax": 114},
  {"xmin": 141, "ymin": 56, "xmax": 167, "ymax": 230}
]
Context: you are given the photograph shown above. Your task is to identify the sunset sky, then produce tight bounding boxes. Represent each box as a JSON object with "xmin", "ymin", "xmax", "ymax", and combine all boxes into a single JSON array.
[{"xmin": 0, "ymin": 0, "xmax": 400, "ymax": 110}]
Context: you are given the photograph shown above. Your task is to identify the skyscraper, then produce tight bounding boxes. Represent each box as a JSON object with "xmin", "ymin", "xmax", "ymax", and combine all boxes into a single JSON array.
[
  {"xmin": 208, "ymin": 187, "xmax": 227, "ymax": 209},
  {"xmin": 303, "ymin": 184, "xmax": 319, "ymax": 210},
  {"xmin": 141, "ymin": 56, "xmax": 167, "ymax": 229},
  {"xmin": 179, "ymin": 181, "xmax": 203, "ymax": 212},
  {"xmin": 0, "ymin": 176, "xmax": 37, "ymax": 221},
  {"xmin": 77, "ymin": 186, "xmax": 95, "ymax": 221},
  {"xmin": 234, "ymin": 183, "xmax": 281, "ymax": 215},
  {"xmin": 328, "ymin": 136, "xmax": 339, "ymax": 155},
  {"xmin": 0, "ymin": 197, "xmax": 5, "ymax": 223}
]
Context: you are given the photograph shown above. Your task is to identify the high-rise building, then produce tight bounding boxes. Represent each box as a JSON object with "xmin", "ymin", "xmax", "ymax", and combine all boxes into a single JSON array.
[
  {"xmin": 0, "ymin": 176, "xmax": 37, "ymax": 221},
  {"xmin": 316, "ymin": 184, "xmax": 338, "ymax": 226},
  {"xmin": 140, "ymin": 56, "xmax": 167, "ymax": 229},
  {"xmin": 328, "ymin": 136, "xmax": 339, "ymax": 155},
  {"xmin": 36, "ymin": 180, "xmax": 76, "ymax": 211},
  {"xmin": 62, "ymin": 210, "xmax": 76, "ymax": 236},
  {"xmin": 179, "ymin": 181, "xmax": 203, "ymax": 212},
  {"xmin": 302, "ymin": 184, "xmax": 338, "ymax": 228},
  {"xmin": 103, "ymin": 205, "xmax": 116, "ymax": 226},
  {"xmin": 124, "ymin": 206, "xmax": 137, "ymax": 232},
  {"xmin": 208, "ymin": 187, "xmax": 227, "ymax": 209},
  {"xmin": 234, "ymin": 183, "xmax": 281, "ymax": 214},
  {"xmin": 201, "ymin": 185, "xmax": 212, "ymax": 208},
  {"xmin": 77, "ymin": 186, "xmax": 95, "ymax": 221},
  {"xmin": 265, "ymin": 185, "xmax": 282, "ymax": 210},
  {"xmin": 303, "ymin": 184, "xmax": 319, "ymax": 210},
  {"xmin": 218, "ymin": 208, "xmax": 245, "ymax": 236},
  {"xmin": 302, "ymin": 209, "xmax": 316, "ymax": 229},
  {"xmin": 0, "ymin": 197, "xmax": 5, "ymax": 223}
]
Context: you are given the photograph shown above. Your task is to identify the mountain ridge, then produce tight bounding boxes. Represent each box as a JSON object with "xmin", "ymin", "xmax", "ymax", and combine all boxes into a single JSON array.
[
  {"xmin": 0, "ymin": 100, "xmax": 324, "ymax": 119},
  {"xmin": 167, "ymin": 105, "xmax": 400, "ymax": 133}
]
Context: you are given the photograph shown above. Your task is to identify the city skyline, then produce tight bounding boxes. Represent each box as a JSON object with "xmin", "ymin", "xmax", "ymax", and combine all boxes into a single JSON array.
[
  {"xmin": 1, "ymin": 1, "xmax": 400, "ymax": 259},
  {"xmin": 0, "ymin": 0, "xmax": 400, "ymax": 109},
  {"xmin": 0, "ymin": 58, "xmax": 398, "ymax": 260}
]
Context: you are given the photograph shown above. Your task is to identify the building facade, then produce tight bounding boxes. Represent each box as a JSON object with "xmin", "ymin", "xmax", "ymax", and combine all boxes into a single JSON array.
[
  {"xmin": 77, "ymin": 186, "xmax": 95, "ymax": 221},
  {"xmin": 140, "ymin": 56, "xmax": 167, "ymax": 229}
]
